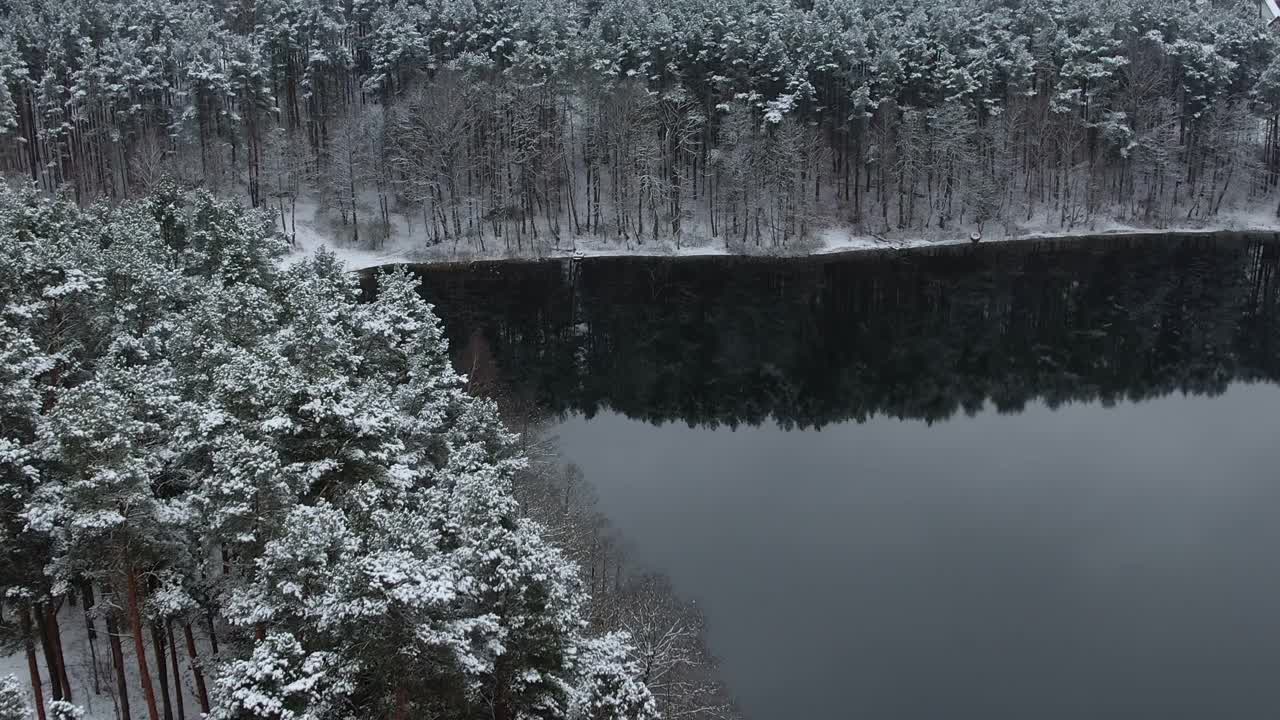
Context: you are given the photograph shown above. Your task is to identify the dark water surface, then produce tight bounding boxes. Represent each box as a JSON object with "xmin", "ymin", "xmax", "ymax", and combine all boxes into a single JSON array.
[{"xmin": 394, "ymin": 234, "xmax": 1280, "ymax": 719}]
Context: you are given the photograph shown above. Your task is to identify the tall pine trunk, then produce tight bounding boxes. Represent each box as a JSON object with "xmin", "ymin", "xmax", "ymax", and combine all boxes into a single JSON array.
[
  {"xmin": 393, "ymin": 686, "xmax": 409, "ymax": 720},
  {"xmin": 48, "ymin": 604, "xmax": 73, "ymax": 702},
  {"xmin": 150, "ymin": 622, "xmax": 174, "ymax": 720},
  {"xmin": 166, "ymin": 621, "xmax": 186, "ymax": 720},
  {"xmin": 204, "ymin": 606, "xmax": 219, "ymax": 656},
  {"xmin": 126, "ymin": 569, "xmax": 162, "ymax": 720},
  {"xmin": 183, "ymin": 623, "xmax": 210, "ymax": 713},
  {"xmin": 81, "ymin": 583, "xmax": 101, "ymax": 694},
  {"xmin": 105, "ymin": 604, "xmax": 131, "ymax": 720},
  {"xmin": 21, "ymin": 608, "xmax": 47, "ymax": 720},
  {"xmin": 34, "ymin": 603, "xmax": 63, "ymax": 701}
]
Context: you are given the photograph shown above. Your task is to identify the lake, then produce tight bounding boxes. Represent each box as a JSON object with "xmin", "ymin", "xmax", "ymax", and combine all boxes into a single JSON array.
[{"xmin": 393, "ymin": 234, "xmax": 1280, "ymax": 719}]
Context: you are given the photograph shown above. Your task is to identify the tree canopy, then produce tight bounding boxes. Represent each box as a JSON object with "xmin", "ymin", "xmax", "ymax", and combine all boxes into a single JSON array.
[
  {"xmin": 0, "ymin": 183, "xmax": 658, "ymax": 720},
  {"xmin": 4, "ymin": 0, "xmax": 1280, "ymax": 249}
]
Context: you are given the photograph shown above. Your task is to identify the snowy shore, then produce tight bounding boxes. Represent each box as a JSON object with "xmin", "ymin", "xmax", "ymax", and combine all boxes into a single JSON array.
[{"xmin": 287, "ymin": 206, "xmax": 1280, "ymax": 274}]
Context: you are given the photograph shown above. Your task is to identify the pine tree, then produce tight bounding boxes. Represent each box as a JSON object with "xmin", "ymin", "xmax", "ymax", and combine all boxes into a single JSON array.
[
  {"xmin": 0, "ymin": 675, "xmax": 30, "ymax": 720},
  {"xmin": 1, "ymin": 187, "xmax": 660, "ymax": 720},
  {"xmin": 210, "ymin": 632, "xmax": 354, "ymax": 720},
  {"xmin": 47, "ymin": 701, "xmax": 85, "ymax": 720}
]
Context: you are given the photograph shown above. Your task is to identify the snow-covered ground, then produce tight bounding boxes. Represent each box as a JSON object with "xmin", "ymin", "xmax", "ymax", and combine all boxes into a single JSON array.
[{"xmin": 285, "ymin": 199, "xmax": 1280, "ymax": 273}]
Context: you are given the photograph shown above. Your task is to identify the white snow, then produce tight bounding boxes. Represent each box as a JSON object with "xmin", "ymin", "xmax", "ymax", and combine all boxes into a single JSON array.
[
  {"xmin": 283, "ymin": 195, "xmax": 1280, "ymax": 273},
  {"xmin": 286, "ymin": 199, "xmax": 418, "ymax": 271},
  {"xmin": 1265, "ymin": 0, "xmax": 1280, "ymax": 23},
  {"xmin": 813, "ymin": 208, "xmax": 1280, "ymax": 255}
]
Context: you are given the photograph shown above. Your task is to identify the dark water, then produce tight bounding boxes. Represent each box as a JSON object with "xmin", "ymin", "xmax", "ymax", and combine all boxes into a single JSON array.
[{"xmin": 391, "ymin": 234, "xmax": 1280, "ymax": 719}]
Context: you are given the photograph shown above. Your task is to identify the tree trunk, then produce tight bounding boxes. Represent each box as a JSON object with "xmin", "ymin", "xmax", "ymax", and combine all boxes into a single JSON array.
[
  {"xmin": 106, "ymin": 605, "xmax": 131, "ymax": 720},
  {"xmin": 166, "ymin": 621, "xmax": 185, "ymax": 720},
  {"xmin": 150, "ymin": 622, "xmax": 173, "ymax": 720},
  {"xmin": 126, "ymin": 569, "xmax": 162, "ymax": 720},
  {"xmin": 204, "ymin": 606, "xmax": 219, "ymax": 656},
  {"xmin": 47, "ymin": 603, "xmax": 73, "ymax": 702},
  {"xmin": 81, "ymin": 583, "xmax": 101, "ymax": 695},
  {"xmin": 392, "ymin": 685, "xmax": 409, "ymax": 720},
  {"xmin": 34, "ymin": 603, "xmax": 63, "ymax": 701},
  {"xmin": 183, "ymin": 623, "xmax": 210, "ymax": 713},
  {"xmin": 349, "ymin": 163, "xmax": 360, "ymax": 246},
  {"xmin": 22, "ymin": 608, "xmax": 47, "ymax": 720}
]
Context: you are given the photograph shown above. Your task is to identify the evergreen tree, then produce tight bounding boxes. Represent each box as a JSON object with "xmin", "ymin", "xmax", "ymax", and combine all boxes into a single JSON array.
[
  {"xmin": 0, "ymin": 676, "xmax": 29, "ymax": 720},
  {"xmin": 0, "ymin": 187, "xmax": 659, "ymax": 720}
]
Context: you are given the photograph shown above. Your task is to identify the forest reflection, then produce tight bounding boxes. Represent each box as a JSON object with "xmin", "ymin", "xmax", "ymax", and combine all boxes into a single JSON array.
[{"xmin": 384, "ymin": 233, "xmax": 1280, "ymax": 428}]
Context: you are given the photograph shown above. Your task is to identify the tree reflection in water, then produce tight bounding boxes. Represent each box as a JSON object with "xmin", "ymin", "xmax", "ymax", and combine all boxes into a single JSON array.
[{"xmin": 373, "ymin": 234, "xmax": 1280, "ymax": 429}]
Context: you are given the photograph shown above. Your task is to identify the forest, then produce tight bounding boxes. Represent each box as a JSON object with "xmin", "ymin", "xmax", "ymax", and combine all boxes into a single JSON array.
[
  {"xmin": 8, "ymin": 0, "xmax": 1278, "ymax": 717},
  {"xmin": 0, "ymin": 184, "xmax": 744, "ymax": 720},
  {"xmin": 4, "ymin": 0, "xmax": 1280, "ymax": 255}
]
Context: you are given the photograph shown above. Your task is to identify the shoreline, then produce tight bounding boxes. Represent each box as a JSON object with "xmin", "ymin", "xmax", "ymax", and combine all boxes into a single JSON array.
[{"xmin": 344, "ymin": 226, "xmax": 1280, "ymax": 274}]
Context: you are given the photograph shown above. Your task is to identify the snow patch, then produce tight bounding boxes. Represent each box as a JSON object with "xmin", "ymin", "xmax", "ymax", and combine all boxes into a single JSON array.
[{"xmin": 287, "ymin": 202, "xmax": 1280, "ymax": 273}]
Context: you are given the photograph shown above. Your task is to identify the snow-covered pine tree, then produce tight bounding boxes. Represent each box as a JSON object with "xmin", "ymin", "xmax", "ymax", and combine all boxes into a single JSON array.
[
  {"xmin": 0, "ymin": 186, "xmax": 658, "ymax": 720},
  {"xmin": 211, "ymin": 264, "xmax": 658, "ymax": 719},
  {"xmin": 28, "ymin": 357, "xmax": 186, "ymax": 720},
  {"xmin": 46, "ymin": 700, "xmax": 84, "ymax": 720},
  {"xmin": 210, "ymin": 631, "xmax": 355, "ymax": 720},
  {"xmin": 0, "ymin": 675, "xmax": 29, "ymax": 720}
]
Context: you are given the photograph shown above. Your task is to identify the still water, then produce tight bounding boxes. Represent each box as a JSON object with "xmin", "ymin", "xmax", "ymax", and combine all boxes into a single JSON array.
[{"xmin": 400, "ymin": 234, "xmax": 1280, "ymax": 719}]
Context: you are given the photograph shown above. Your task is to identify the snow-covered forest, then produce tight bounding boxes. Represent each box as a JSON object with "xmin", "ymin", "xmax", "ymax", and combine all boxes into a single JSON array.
[
  {"xmin": 0, "ymin": 183, "xmax": 743, "ymax": 720},
  {"xmin": 4, "ymin": 0, "xmax": 1280, "ymax": 256}
]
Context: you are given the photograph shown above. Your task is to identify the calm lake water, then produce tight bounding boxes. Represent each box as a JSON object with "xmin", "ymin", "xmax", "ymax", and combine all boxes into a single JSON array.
[{"xmin": 396, "ymin": 234, "xmax": 1280, "ymax": 719}]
